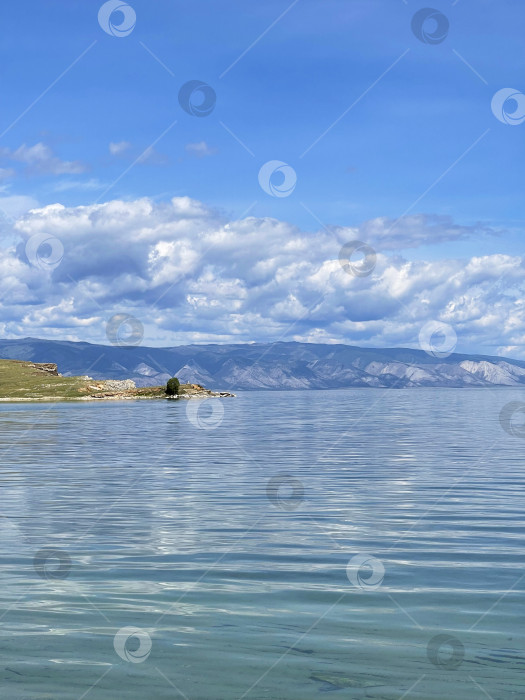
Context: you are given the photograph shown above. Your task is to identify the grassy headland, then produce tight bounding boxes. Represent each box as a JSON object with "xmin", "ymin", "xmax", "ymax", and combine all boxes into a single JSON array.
[{"xmin": 0, "ymin": 359, "xmax": 230, "ymax": 401}]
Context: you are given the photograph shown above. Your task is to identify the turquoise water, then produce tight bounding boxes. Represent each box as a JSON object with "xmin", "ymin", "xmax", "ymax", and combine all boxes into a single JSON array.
[{"xmin": 1, "ymin": 388, "xmax": 524, "ymax": 699}]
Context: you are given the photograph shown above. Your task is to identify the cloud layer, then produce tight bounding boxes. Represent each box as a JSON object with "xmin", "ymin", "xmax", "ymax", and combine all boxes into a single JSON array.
[{"xmin": 1, "ymin": 196, "xmax": 522, "ymax": 356}]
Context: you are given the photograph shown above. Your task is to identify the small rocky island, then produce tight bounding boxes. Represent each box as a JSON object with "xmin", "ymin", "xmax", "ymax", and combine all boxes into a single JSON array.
[{"xmin": 0, "ymin": 359, "xmax": 234, "ymax": 402}]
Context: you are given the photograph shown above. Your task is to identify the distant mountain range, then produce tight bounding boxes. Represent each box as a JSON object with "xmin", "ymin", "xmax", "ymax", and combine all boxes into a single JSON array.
[{"xmin": 1, "ymin": 337, "xmax": 525, "ymax": 390}]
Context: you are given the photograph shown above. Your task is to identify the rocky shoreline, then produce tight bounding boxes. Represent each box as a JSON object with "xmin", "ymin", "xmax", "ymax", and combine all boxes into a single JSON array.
[{"xmin": 82, "ymin": 380, "xmax": 235, "ymax": 401}]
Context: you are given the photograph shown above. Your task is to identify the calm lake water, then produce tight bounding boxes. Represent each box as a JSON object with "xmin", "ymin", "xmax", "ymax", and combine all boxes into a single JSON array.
[{"xmin": 1, "ymin": 388, "xmax": 524, "ymax": 699}]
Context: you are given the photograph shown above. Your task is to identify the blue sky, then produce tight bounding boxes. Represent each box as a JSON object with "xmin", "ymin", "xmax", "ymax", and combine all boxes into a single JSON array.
[
  {"xmin": 2, "ymin": 0, "xmax": 524, "ymax": 234},
  {"xmin": 1, "ymin": 0, "xmax": 525, "ymax": 354}
]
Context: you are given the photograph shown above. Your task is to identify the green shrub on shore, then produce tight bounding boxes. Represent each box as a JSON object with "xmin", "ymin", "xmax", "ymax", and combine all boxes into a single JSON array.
[{"xmin": 166, "ymin": 377, "xmax": 180, "ymax": 396}]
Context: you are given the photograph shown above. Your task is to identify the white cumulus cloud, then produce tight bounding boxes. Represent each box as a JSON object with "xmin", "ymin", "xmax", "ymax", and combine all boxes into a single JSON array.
[
  {"xmin": 185, "ymin": 141, "xmax": 217, "ymax": 158},
  {"xmin": 0, "ymin": 196, "xmax": 519, "ymax": 355},
  {"xmin": 4, "ymin": 142, "xmax": 87, "ymax": 176},
  {"xmin": 109, "ymin": 141, "xmax": 132, "ymax": 156}
]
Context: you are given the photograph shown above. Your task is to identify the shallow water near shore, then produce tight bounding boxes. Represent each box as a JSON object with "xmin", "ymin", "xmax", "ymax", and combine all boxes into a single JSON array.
[{"xmin": 1, "ymin": 388, "xmax": 524, "ymax": 699}]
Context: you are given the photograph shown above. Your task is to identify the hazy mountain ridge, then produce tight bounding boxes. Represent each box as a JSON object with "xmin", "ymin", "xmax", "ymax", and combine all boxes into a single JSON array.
[{"xmin": 1, "ymin": 338, "xmax": 525, "ymax": 391}]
